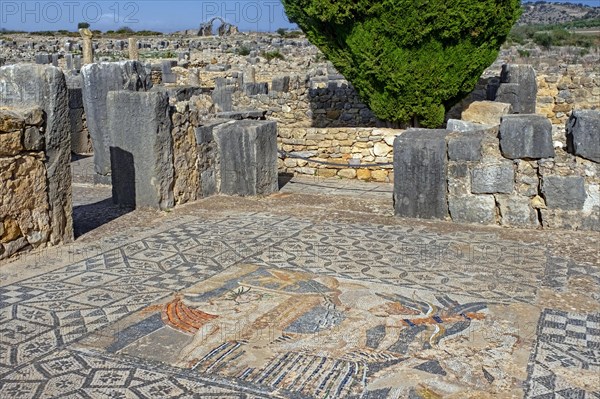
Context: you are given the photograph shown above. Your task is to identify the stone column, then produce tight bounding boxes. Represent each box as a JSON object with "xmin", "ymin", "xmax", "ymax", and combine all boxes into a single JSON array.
[
  {"xmin": 243, "ymin": 66, "xmax": 256, "ymax": 84},
  {"xmin": 79, "ymin": 28, "xmax": 94, "ymax": 65},
  {"xmin": 128, "ymin": 37, "xmax": 139, "ymax": 60}
]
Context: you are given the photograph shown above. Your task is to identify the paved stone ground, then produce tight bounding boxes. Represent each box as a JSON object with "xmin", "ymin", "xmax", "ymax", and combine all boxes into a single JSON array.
[{"xmin": 0, "ymin": 159, "xmax": 598, "ymax": 398}]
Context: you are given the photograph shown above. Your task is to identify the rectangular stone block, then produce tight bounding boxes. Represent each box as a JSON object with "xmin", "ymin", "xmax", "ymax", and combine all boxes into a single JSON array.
[
  {"xmin": 23, "ymin": 126, "xmax": 45, "ymax": 151},
  {"xmin": 495, "ymin": 84, "xmax": 520, "ymax": 112},
  {"xmin": 213, "ymin": 120, "xmax": 279, "ymax": 196},
  {"xmin": 65, "ymin": 54, "xmax": 73, "ymax": 70},
  {"xmin": 35, "ymin": 53, "xmax": 51, "ymax": 64},
  {"xmin": 541, "ymin": 176, "xmax": 586, "ymax": 211},
  {"xmin": 461, "ymin": 101, "xmax": 511, "ymax": 126},
  {"xmin": 194, "ymin": 119, "xmax": 228, "ymax": 198},
  {"xmin": 447, "ymin": 131, "xmax": 484, "ymax": 162},
  {"xmin": 212, "ymin": 86, "xmax": 233, "ymax": 112},
  {"xmin": 498, "ymin": 64, "xmax": 537, "ymax": 114},
  {"xmin": 393, "ymin": 129, "xmax": 449, "ymax": 219},
  {"xmin": 447, "ymin": 119, "xmax": 494, "ymax": 133},
  {"xmin": 0, "ymin": 154, "xmax": 51, "ymax": 257},
  {"xmin": 497, "ymin": 195, "xmax": 539, "ymax": 228},
  {"xmin": 68, "ymin": 87, "xmax": 83, "ymax": 110},
  {"xmin": 205, "ymin": 64, "xmax": 231, "ymax": 72},
  {"xmin": 499, "ymin": 114, "xmax": 554, "ymax": 160},
  {"xmin": 540, "ymin": 208, "xmax": 599, "ymax": 231},
  {"xmin": 0, "ymin": 130, "xmax": 23, "ymax": 156},
  {"xmin": 471, "ymin": 162, "xmax": 514, "ymax": 194},
  {"xmin": 566, "ymin": 110, "xmax": 600, "ymax": 163},
  {"xmin": 107, "ymin": 91, "xmax": 174, "ymax": 210},
  {"xmin": 449, "ymin": 195, "xmax": 497, "ymax": 224},
  {"xmin": 272, "ymin": 76, "xmax": 290, "ymax": 93},
  {"xmin": 81, "ymin": 61, "xmax": 152, "ymax": 179},
  {"xmin": 448, "ymin": 162, "xmax": 471, "ymax": 196},
  {"xmin": 69, "ymin": 108, "xmax": 90, "ymax": 154},
  {"xmin": 244, "ymin": 82, "xmax": 268, "ymax": 96}
]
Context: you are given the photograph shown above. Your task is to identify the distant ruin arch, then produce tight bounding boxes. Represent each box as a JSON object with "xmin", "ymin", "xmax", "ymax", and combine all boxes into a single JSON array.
[{"xmin": 198, "ymin": 17, "xmax": 239, "ymax": 36}]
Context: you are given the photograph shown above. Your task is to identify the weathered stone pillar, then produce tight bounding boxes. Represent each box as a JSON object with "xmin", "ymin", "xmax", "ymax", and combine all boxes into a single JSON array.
[
  {"xmin": 495, "ymin": 64, "xmax": 537, "ymax": 114},
  {"xmin": 393, "ymin": 129, "xmax": 450, "ymax": 219},
  {"xmin": 128, "ymin": 37, "xmax": 139, "ymax": 60},
  {"xmin": 80, "ymin": 61, "xmax": 152, "ymax": 183},
  {"xmin": 213, "ymin": 120, "xmax": 279, "ymax": 196},
  {"xmin": 106, "ymin": 91, "xmax": 174, "ymax": 210},
  {"xmin": 79, "ymin": 28, "xmax": 94, "ymax": 65},
  {"xmin": 65, "ymin": 54, "xmax": 73, "ymax": 70}
]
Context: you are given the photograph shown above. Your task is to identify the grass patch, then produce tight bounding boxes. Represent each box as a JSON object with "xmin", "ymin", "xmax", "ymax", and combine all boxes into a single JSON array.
[{"xmin": 262, "ymin": 50, "xmax": 285, "ymax": 61}]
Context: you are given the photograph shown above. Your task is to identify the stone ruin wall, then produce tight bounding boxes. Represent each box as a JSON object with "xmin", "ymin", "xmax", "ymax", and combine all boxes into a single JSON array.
[
  {"xmin": 0, "ymin": 62, "xmax": 280, "ymax": 259},
  {"xmin": 0, "ymin": 108, "xmax": 56, "ymax": 259},
  {"xmin": 536, "ymin": 64, "xmax": 600, "ymax": 126},
  {"xmin": 0, "ymin": 64, "xmax": 74, "ymax": 260},
  {"xmin": 0, "ymin": 56, "xmax": 595, "ymax": 242},
  {"xmin": 80, "ymin": 61, "xmax": 278, "ymax": 210},
  {"xmin": 14, "ymin": 33, "xmax": 596, "ymax": 183},
  {"xmin": 165, "ymin": 71, "xmax": 400, "ymax": 182},
  {"xmin": 277, "ymin": 127, "xmax": 397, "ymax": 182},
  {"xmin": 393, "ymin": 110, "xmax": 599, "ymax": 231},
  {"xmin": 160, "ymin": 62, "xmax": 598, "ymax": 184}
]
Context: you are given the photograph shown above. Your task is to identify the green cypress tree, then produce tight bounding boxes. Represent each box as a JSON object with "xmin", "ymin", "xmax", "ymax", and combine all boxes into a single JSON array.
[{"xmin": 281, "ymin": 0, "xmax": 521, "ymax": 127}]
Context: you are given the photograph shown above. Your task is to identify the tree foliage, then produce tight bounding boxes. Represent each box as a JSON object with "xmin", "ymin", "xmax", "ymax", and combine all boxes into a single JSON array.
[{"xmin": 281, "ymin": 0, "xmax": 521, "ymax": 127}]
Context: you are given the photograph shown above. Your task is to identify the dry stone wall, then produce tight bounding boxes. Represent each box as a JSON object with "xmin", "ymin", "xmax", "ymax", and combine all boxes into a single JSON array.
[
  {"xmin": 536, "ymin": 64, "xmax": 600, "ymax": 126},
  {"xmin": 278, "ymin": 127, "xmax": 399, "ymax": 182},
  {"xmin": 393, "ymin": 111, "xmax": 600, "ymax": 231},
  {"xmin": 175, "ymin": 73, "xmax": 398, "ymax": 181},
  {"xmin": 0, "ymin": 107, "xmax": 63, "ymax": 259},
  {"xmin": 0, "ymin": 64, "xmax": 73, "ymax": 246}
]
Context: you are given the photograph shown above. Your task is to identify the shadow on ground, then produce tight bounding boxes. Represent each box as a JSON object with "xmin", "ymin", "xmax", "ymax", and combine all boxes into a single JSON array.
[
  {"xmin": 73, "ymin": 198, "xmax": 134, "ymax": 238},
  {"xmin": 278, "ymin": 173, "xmax": 294, "ymax": 189}
]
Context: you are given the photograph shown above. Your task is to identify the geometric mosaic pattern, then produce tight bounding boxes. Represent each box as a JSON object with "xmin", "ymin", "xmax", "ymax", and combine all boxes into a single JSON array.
[
  {"xmin": 0, "ymin": 349, "xmax": 273, "ymax": 398},
  {"xmin": 525, "ymin": 309, "xmax": 600, "ymax": 398},
  {"xmin": 0, "ymin": 212, "xmax": 597, "ymax": 397}
]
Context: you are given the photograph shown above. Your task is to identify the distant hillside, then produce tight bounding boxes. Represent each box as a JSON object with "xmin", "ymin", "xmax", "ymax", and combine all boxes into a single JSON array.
[{"xmin": 519, "ymin": 2, "xmax": 600, "ymax": 25}]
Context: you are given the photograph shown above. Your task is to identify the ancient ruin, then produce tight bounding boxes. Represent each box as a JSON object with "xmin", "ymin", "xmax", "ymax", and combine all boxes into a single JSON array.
[
  {"xmin": 198, "ymin": 17, "xmax": 239, "ymax": 37},
  {"xmin": 0, "ymin": 2, "xmax": 599, "ymax": 397}
]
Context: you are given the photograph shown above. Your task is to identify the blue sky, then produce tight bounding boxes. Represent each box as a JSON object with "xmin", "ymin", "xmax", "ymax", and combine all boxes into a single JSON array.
[
  {"xmin": 0, "ymin": 0, "xmax": 297, "ymax": 32},
  {"xmin": 0, "ymin": 0, "xmax": 598, "ymax": 33}
]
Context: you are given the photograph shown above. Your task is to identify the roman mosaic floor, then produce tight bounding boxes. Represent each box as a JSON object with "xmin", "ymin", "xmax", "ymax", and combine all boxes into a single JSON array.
[{"xmin": 0, "ymin": 172, "xmax": 598, "ymax": 398}]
